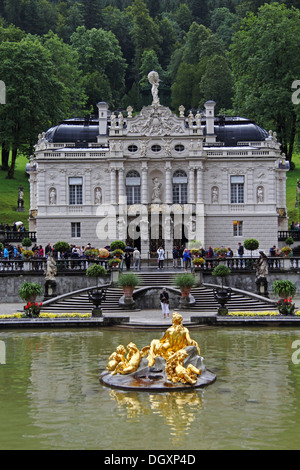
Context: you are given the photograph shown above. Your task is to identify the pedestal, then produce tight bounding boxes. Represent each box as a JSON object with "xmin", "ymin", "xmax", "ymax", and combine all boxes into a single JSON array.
[
  {"xmin": 92, "ymin": 308, "xmax": 102, "ymax": 318},
  {"xmin": 44, "ymin": 280, "xmax": 57, "ymax": 300}
]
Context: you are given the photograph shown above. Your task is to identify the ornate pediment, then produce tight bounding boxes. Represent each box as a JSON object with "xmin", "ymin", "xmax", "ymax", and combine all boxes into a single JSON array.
[{"xmin": 126, "ymin": 105, "xmax": 186, "ymax": 137}]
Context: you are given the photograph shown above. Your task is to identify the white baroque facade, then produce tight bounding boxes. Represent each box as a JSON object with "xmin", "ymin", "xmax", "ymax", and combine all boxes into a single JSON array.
[{"xmin": 28, "ymin": 71, "xmax": 288, "ymax": 256}]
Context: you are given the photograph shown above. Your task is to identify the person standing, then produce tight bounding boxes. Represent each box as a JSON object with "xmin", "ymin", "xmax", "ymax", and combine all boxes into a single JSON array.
[
  {"xmin": 172, "ymin": 246, "xmax": 179, "ymax": 268},
  {"xmin": 133, "ymin": 247, "xmax": 141, "ymax": 271},
  {"xmin": 238, "ymin": 242, "xmax": 244, "ymax": 267},
  {"xmin": 157, "ymin": 246, "xmax": 165, "ymax": 270},
  {"xmin": 124, "ymin": 251, "xmax": 131, "ymax": 271},
  {"xmin": 160, "ymin": 288, "xmax": 170, "ymax": 319},
  {"xmin": 183, "ymin": 248, "xmax": 191, "ymax": 272}
]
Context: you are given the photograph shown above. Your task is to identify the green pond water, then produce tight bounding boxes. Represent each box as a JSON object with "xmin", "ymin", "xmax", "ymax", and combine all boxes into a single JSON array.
[{"xmin": 0, "ymin": 326, "xmax": 300, "ymax": 450}]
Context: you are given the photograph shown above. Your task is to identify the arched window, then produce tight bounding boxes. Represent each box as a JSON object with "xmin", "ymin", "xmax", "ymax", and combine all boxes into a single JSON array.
[
  {"xmin": 173, "ymin": 170, "xmax": 188, "ymax": 204},
  {"xmin": 126, "ymin": 170, "xmax": 141, "ymax": 204}
]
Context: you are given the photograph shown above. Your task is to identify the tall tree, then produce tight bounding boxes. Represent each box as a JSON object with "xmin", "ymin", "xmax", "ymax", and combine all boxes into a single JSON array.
[
  {"xmin": 229, "ymin": 3, "xmax": 300, "ymax": 161},
  {"xmin": 0, "ymin": 36, "xmax": 65, "ymax": 177},
  {"xmin": 125, "ymin": 0, "xmax": 162, "ymax": 73},
  {"xmin": 70, "ymin": 26, "xmax": 127, "ymax": 110}
]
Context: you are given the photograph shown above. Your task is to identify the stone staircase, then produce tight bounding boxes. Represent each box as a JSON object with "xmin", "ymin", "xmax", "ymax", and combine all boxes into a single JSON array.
[{"xmin": 40, "ymin": 271, "xmax": 276, "ymax": 315}]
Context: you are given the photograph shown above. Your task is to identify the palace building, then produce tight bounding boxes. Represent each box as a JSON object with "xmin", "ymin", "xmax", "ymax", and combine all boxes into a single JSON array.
[{"xmin": 28, "ymin": 71, "xmax": 289, "ymax": 256}]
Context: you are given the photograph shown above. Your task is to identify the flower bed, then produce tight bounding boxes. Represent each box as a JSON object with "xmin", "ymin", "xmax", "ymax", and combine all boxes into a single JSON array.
[
  {"xmin": 228, "ymin": 311, "xmax": 300, "ymax": 317},
  {"xmin": 0, "ymin": 312, "xmax": 92, "ymax": 319}
]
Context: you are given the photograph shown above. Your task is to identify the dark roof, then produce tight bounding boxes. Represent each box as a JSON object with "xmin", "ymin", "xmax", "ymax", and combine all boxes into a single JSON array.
[
  {"xmin": 204, "ymin": 117, "xmax": 269, "ymax": 146},
  {"xmin": 45, "ymin": 118, "xmax": 100, "ymax": 144},
  {"xmin": 45, "ymin": 116, "xmax": 268, "ymax": 146}
]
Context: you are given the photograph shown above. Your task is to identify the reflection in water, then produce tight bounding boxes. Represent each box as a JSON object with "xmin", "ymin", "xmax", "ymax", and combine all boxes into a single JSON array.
[
  {"xmin": 1, "ymin": 328, "xmax": 300, "ymax": 450},
  {"xmin": 110, "ymin": 389, "xmax": 203, "ymax": 444}
]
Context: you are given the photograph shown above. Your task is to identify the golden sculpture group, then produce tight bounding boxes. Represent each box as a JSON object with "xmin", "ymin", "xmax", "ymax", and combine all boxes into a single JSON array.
[{"xmin": 106, "ymin": 312, "xmax": 202, "ymax": 385}]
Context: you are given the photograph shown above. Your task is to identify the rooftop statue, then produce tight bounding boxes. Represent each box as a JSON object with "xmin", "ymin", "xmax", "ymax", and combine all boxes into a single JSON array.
[
  {"xmin": 148, "ymin": 70, "xmax": 160, "ymax": 106},
  {"xmin": 100, "ymin": 312, "xmax": 216, "ymax": 391}
]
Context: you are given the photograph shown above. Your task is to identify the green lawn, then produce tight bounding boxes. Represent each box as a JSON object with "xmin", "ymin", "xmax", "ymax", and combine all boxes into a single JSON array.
[
  {"xmin": 286, "ymin": 153, "xmax": 300, "ymax": 225},
  {"xmin": 0, "ymin": 155, "xmax": 30, "ymax": 229}
]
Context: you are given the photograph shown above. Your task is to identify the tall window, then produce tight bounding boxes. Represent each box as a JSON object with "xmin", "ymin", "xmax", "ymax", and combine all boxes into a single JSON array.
[
  {"xmin": 173, "ymin": 170, "xmax": 188, "ymax": 204},
  {"xmin": 71, "ymin": 222, "xmax": 81, "ymax": 238},
  {"xmin": 231, "ymin": 176, "xmax": 244, "ymax": 204},
  {"xmin": 126, "ymin": 171, "xmax": 141, "ymax": 204},
  {"xmin": 69, "ymin": 177, "xmax": 83, "ymax": 205},
  {"xmin": 233, "ymin": 221, "xmax": 243, "ymax": 237}
]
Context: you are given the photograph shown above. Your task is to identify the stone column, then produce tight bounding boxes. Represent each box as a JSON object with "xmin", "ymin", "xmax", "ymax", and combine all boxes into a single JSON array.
[
  {"xmin": 165, "ymin": 162, "xmax": 172, "ymax": 204},
  {"xmin": 196, "ymin": 165, "xmax": 203, "ymax": 203},
  {"xmin": 189, "ymin": 166, "xmax": 195, "ymax": 203},
  {"xmin": 118, "ymin": 168, "xmax": 125, "ymax": 204},
  {"xmin": 141, "ymin": 164, "xmax": 148, "ymax": 204},
  {"xmin": 110, "ymin": 168, "xmax": 116, "ymax": 204}
]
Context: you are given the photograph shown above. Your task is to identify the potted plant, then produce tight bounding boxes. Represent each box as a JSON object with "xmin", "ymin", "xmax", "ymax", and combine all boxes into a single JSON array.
[
  {"xmin": 281, "ymin": 246, "xmax": 293, "ymax": 257},
  {"xmin": 109, "ymin": 258, "xmax": 122, "ymax": 269},
  {"xmin": 18, "ymin": 281, "xmax": 43, "ymax": 304},
  {"xmin": 98, "ymin": 248, "xmax": 110, "ymax": 259},
  {"xmin": 111, "ymin": 249, "xmax": 124, "ymax": 258},
  {"xmin": 174, "ymin": 273, "xmax": 195, "ymax": 298},
  {"xmin": 212, "ymin": 264, "xmax": 232, "ymax": 315},
  {"xmin": 22, "ymin": 249, "xmax": 34, "ymax": 260},
  {"xmin": 193, "ymin": 257, "xmax": 205, "ymax": 268},
  {"xmin": 118, "ymin": 273, "xmax": 141, "ymax": 298},
  {"xmin": 214, "ymin": 247, "xmax": 228, "ymax": 258},
  {"xmin": 85, "ymin": 248, "xmax": 100, "ymax": 260},
  {"xmin": 272, "ymin": 280, "xmax": 297, "ymax": 315}
]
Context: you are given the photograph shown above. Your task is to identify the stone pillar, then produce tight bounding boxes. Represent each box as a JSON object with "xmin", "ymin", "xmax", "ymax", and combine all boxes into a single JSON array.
[
  {"xmin": 165, "ymin": 163, "xmax": 172, "ymax": 204},
  {"xmin": 189, "ymin": 167, "xmax": 195, "ymax": 203},
  {"xmin": 204, "ymin": 100, "xmax": 216, "ymax": 144},
  {"xmin": 118, "ymin": 168, "xmax": 125, "ymax": 204},
  {"xmin": 196, "ymin": 165, "xmax": 203, "ymax": 203},
  {"xmin": 110, "ymin": 168, "xmax": 116, "ymax": 204},
  {"xmin": 141, "ymin": 164, "xmax": 148, "ymax": 204}
]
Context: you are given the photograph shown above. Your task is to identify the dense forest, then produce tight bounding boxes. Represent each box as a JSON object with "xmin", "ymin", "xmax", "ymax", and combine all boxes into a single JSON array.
[{"xmin": 1, "ymin": 0, "xmax": 300, "ymax": 177}]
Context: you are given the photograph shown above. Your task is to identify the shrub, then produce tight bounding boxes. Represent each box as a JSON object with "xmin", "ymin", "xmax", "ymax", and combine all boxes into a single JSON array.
[
  {"xmin": 244, "ymin": 238, "xmax": 259, "ymax": 255},
  {"xmin": 285, "ymin": 237, "xmax": 294, "ymax": 246},
  {"xmin": 212, "ymin": 264, "xmax": 231, "ymax": 290},
  {"xmin": 118, "ymin": 273, "xmax": 141, "ymax": 288},
  {"xmin": 174, "ymin": 273, "xmax": 195, "ymax": 289},
  {"xmin": 110, "ymin": 240, "xmax": 126, "ymax": 251},
  {"xmin": 53, "ymin": 241, "xmax": 70, "ymax": 253},
  {"xmin": 86, "ymin": 264, "xmax": 107, "ymax": 277},
  {"xmin": 21, "ymin": 237, "xmax": 32, "ymax": 247}
]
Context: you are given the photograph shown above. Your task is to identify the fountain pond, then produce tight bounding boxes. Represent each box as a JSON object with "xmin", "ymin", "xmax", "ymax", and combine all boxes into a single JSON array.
[{"xmin": 0, "ymin": 326, "xmax": 300, "ymax": 450}]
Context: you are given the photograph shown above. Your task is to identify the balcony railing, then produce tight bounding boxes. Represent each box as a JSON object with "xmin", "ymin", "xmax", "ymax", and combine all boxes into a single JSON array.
[
  {"xmin": 0, "ymin": 231, "xmax": 37, "ymax": 244},
  {"xmin": 0, "ymin": 257, "xmax": 109, "ymax": 273},
  {"xmin": 278, "ymin": 231, "xmax": 300, "ymax": 242}
]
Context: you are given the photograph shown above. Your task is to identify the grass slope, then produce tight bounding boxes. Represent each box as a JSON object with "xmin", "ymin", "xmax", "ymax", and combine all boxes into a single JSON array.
[
  {"xmin": 286, "ymin": 153, "xmax": 300, "ymax": 225},
  {"xmin": 0, "ymin": 155, "xmax": 30, "ymax": 229}
]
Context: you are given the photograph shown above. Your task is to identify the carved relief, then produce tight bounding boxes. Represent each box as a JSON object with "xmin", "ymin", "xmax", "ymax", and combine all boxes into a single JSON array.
[{"xmin": 126, "ymin": 106, "xmax": 186, "ymax": 137}]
